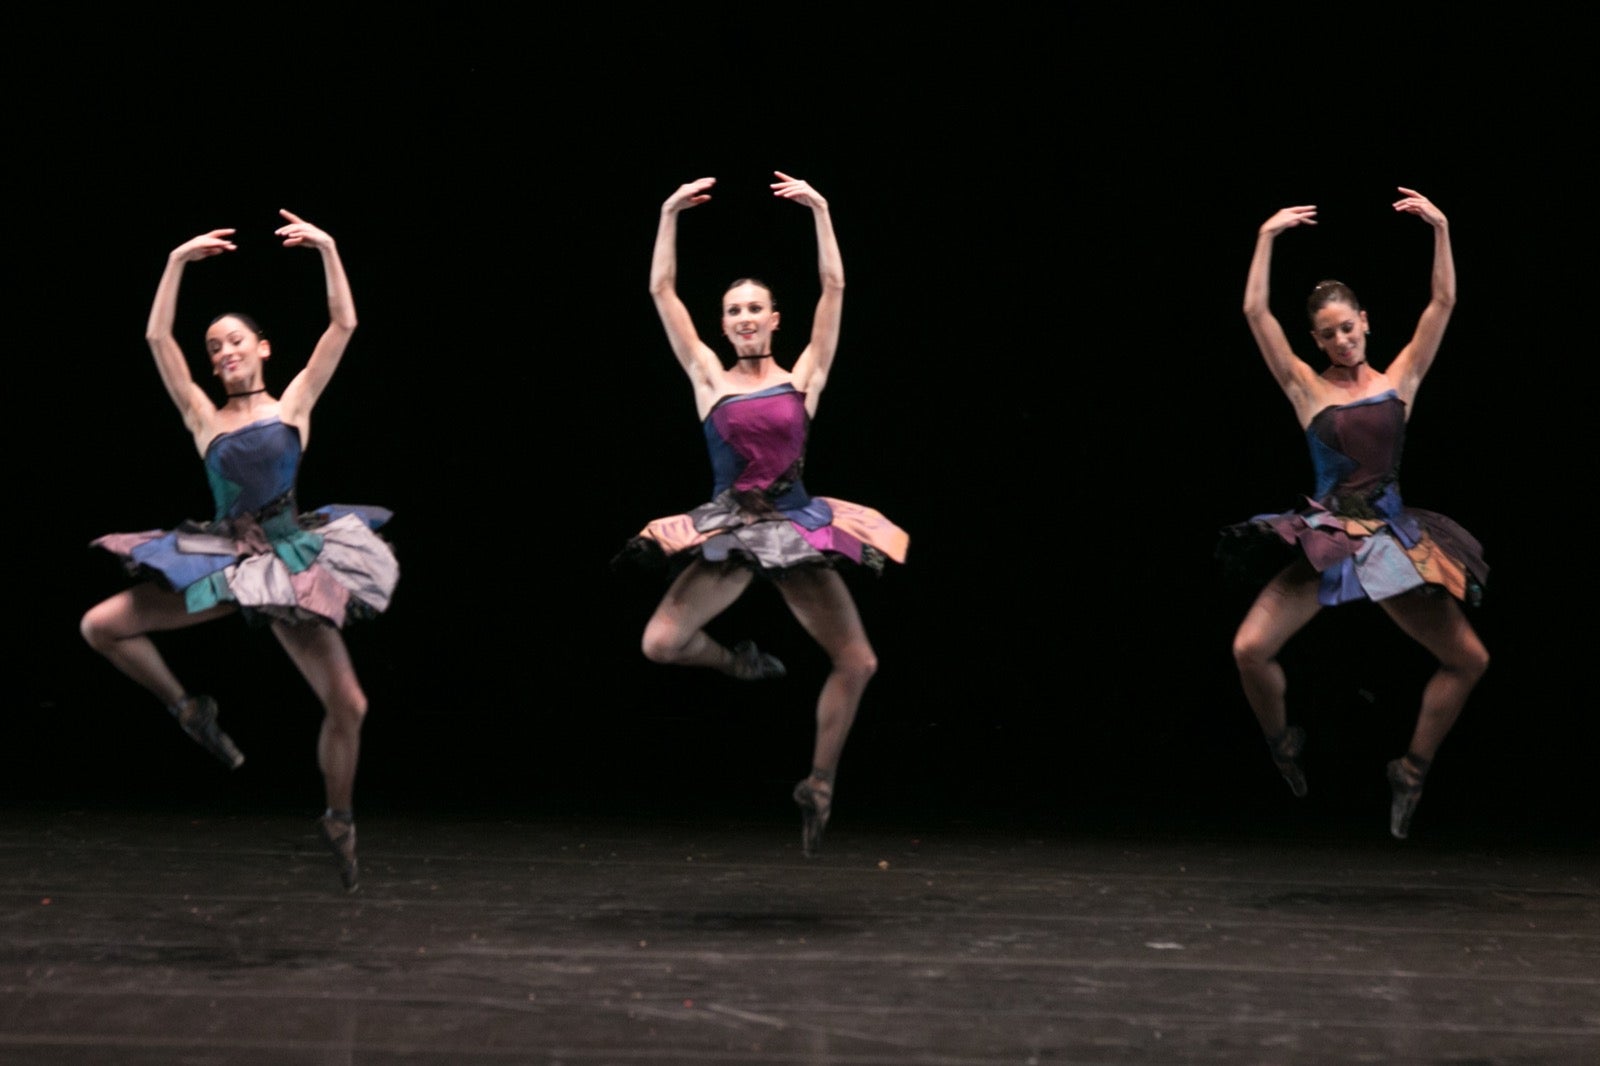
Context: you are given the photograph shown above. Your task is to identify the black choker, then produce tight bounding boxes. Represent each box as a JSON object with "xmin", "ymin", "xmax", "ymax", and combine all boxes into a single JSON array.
[
  {"xmin": 736, "ymin": 354, "xmax": 774, "ymax": 361},
  {"xmin": 225, "ymin": 387, "xmax": 267, "ymax": 398}
]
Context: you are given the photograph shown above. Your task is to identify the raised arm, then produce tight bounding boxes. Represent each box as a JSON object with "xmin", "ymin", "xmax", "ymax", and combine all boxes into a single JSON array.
[
  {"xmin": 1243, "ymin": 205, "xmax": 1321, "ymax": 411},
  {"xmin": 1383, "ymin": 188, "xmax": 1455, "ymax": 405},
  {"xmin": 146, "ymin": 229, "xmax": 236, "ymax": 435},
  {"xmin": 277, "ymin": 210, "xmax": 358, "ymax": 431},
  {"xmin": 779, "ymin": 171, "xmax": 845, "ymax": 399},
  {"xmin": 649, "ymin": 179, "xmax": 723, "ymax": 392}
]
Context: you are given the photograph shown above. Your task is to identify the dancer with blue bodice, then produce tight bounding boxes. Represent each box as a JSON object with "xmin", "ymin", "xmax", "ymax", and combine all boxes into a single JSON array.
[
  {"xmin": 628, "ymin": 172, "xmax": 908, "ymax": 857},
  {"xmin": 1224, "ymin": 189, "xmax": 1488, "ymax": 839},
  {"xmin": 82, "ymin": 211, "xmax": 396, "ymax": 889}
]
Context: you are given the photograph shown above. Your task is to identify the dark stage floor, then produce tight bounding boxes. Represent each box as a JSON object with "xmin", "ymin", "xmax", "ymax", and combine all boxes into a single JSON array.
[{"xmin": 2, "ymin": 805, "xmax": 1596, "ymax": 1064}]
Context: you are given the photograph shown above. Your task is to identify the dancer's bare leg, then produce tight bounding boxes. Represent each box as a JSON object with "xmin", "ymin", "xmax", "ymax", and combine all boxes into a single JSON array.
[
  {"xmin": 272, "ymin": 622, "xmax": 368, "ymax": 812},
  {"xmin": 775, "ymin": 568, "xmax": 876, "ymax": 855},
  {"xmin": 641, "ymin": 560, "xmax": 760, "ymax": 674},
  {"xmin": 274, "ymin": 621, "xmax": 367, "ymax": 889},
  {"xmin": 1232, "ymin": 561, "xmax": 1324, "ymax": 738},
  {"xmin": 1377, "ymin": 589, "xmax": 1489, "ymax": 837},
  {"xmin": 1232, "ymin": 560, "xmax": 1325, "ymax": 794},
  {"xmin": 81, "ymin": 585, "xmax": 245, "ymax": 766},
  {"xmin": 80, "ymin": 584, "xmax": 235, "ymax": 706},
  {"xmin": 776, "ymin": 568, "xmax": 877, "ymax": 777},
  {"xmin": 1379, "ymin": 589, "xmax": 1489, "ymax": 765}
]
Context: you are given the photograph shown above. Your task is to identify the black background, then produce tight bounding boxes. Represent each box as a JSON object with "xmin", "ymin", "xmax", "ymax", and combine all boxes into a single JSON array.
[{"xmin": 9, "ymin": 12, "xmax": 1590, "ymax": 839}]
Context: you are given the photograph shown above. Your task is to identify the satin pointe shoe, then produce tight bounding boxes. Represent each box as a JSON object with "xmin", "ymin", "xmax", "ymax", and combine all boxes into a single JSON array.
[
  {"xmin": 731, "ymin": 640, "xmax": 786, "ymax": 681},
  {"xmin": 318, "ymin": 810, "xmax": 359, "ymax": 892},
  {"xmin": 1266, "ymin": 725, "xmax": 1308, "ymax": 798},
  {"xmin": 1386, "ymin": 752, "xmax": 1430, "ymax": 840},
  {"xmin": 792, "ymin": 767, "xmax": 835, "ymax": 858},
  {"xmin": 167, "ymin": 694, "xmax": 245, "ymax": 770}
]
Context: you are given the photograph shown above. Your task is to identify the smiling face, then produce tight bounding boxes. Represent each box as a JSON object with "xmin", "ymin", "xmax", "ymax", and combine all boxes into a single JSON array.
[
  {"xmin": 721, "ymin": 282, "xmax": 780, "ymax": 357},
  {"xmin": 205, "ymin": 315, "xmax": 271, "ymax": 387},
  {"xmin": 1310, "ymin": 301, "xmax": 1369, "ymax": 369}
]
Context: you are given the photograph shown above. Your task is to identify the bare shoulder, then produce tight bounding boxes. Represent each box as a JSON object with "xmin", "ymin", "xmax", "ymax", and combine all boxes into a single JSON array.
[
  {"xmin": 197, "ymin": 401, "xmax": 288, "ymax": 452},
  {"xmin": 694, "ymin": 366, "xmax": 799, "ymax": 420},
  {"xmin": 1297, "ymin": 370, "xmax": 1403, "ymax": 426}
]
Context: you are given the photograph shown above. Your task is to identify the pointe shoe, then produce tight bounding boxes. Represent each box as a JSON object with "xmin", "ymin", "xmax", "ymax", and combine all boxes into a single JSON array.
[
  {"xmin": 1386, "ymin": 753, "xmax": 1429, "ymax": 840},
  {"xmin": 318, "ymin": 811, "xmax": 359, "ymax": 892},
  {"xmin": 731, "ymin": 640, "xmax": 786, "ymax": 681},
  {"xmin": 168, "ymin": 695, "xmax": 245, "ymax": 770},
  {"xmin": 792, "ymin": 768, "xmax": 834, "ymax": 858},
  {"xmin": 1266, "ymin": 726, "xmax": 1307, "ymax": 798}
]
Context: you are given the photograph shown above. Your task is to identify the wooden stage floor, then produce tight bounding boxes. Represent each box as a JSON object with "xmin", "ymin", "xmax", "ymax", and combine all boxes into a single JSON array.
[{"xmin": 2, "ymin": 805, "xmax": 1596, "ymax": 1064}]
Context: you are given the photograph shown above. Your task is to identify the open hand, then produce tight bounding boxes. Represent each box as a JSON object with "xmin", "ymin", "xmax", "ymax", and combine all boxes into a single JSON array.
[
  {"xmin": 1392, "ymin": 187, "xmax": 1446, "ymax": 228},
  {"xmin": 771, "ymin": 170, "xmax": 827, "ymax": 211},
  {"xmin": 663, "ymin": 177, "xmax": 715, "ymax": 214},
  {"xmin": 275, "ymin": 209, "xmax": 334, "ymax": 249},
  {"xmin": 171, "ymin": 229, "xmax": 237, "ymax": 262},
  {"xmin": 1259, "ymin": 205, "xmax": 1317, "ymax": 237}
]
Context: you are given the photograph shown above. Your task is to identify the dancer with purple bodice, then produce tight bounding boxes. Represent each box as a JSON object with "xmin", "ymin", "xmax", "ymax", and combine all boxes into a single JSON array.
[{"xmin": 625, "ymin": 172, "xmax": 908, "ymax": 857}]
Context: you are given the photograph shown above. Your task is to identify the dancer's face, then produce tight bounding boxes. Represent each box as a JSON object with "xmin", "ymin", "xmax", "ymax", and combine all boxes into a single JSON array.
[
  {"xmin": 206, "ymin": 316, "xmax": 271, "ymax": 385},
  {"xmin": 1310, "ymin": 301, "xmax": 1369, "ymax": 368},
  {"xmin": 721, "ymin": 283, "xmax": 779, "ymax": 357}
]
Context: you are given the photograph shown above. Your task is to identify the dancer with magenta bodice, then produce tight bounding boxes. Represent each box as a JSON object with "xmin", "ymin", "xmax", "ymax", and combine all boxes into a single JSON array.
[
  {"xmin": 1223, "ymin": 188, "xmax": 1488, "ymax": 839},
  {"xmin": 625, "ymin": 172, "xmax": 908, "ymax": 856},
  {"xmin": 82, "ymin": 211, "xmax": 397, "ymax": 890}
]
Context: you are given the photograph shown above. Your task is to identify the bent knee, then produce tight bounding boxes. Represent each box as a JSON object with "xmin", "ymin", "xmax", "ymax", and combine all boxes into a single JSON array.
[
  {"xmin": 79, "ymin": 610, "xmax": 104, "ymax": 650},
  {"xmin": 80, "ymin": 604, "xmax": 121, "ymax": 652},
  {"xmin": 640, "ymin": 620, "xmax": 684, "ymax": 665},
  {"xmin": 1455, "ymin": 643, "xmax": 1490, "ymax": 682},
  {"xmin": 327, "ymin": 687, "xmax": 368, "ymax": 727},
  {"xmin": 1232, "ymin": 631, "xmax": 1270, "ymax": 671},
  {"xmin": 834, "ymin": 643, "xmax": 878, "ymax": 682}
]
